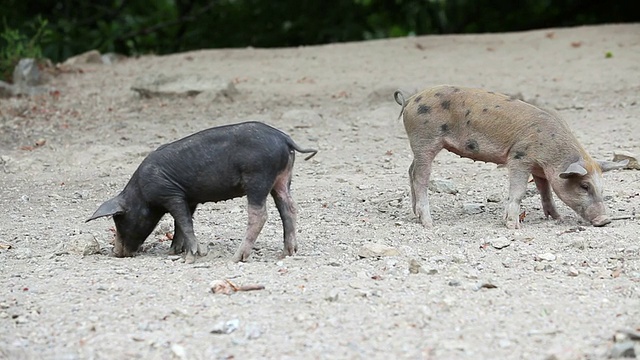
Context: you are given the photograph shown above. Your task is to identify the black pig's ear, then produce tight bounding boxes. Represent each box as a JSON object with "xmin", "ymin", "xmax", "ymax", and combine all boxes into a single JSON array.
[{"xmin": 86, "ymin": 196, "xmax": 125, "ymax": 222}]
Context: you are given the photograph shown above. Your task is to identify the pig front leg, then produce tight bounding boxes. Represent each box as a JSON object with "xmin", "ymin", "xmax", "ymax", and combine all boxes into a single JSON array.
[
  {"xmin": 532, "ymin": 175, "xmax": 561, "ymax": 220},
  {"xmin": 232, "ymin": 201, "xmax": 268, "ymax": 262},
  {"xmin": 504, "ymin": 168, "xmax": 530, "ymax": 229},
  {"xmin": 271, "ymin": 174, "xmax": 298, "ymax": 257},
  {"xmin": 167, "ymin": 200, "xmax": 205, "ymax": 264},
  {"xmin": 168, "ymin": 205, "xmax": 197, "ymax": 255},
  {"xmin": 408, "ymin": 151, "xmax": 438, "ymax": 228}
]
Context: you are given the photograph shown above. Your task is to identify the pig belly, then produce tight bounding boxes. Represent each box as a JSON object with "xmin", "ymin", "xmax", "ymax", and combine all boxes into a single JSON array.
[{"xmin": 443, "ymin": 138, "xmax": 509, "ymax": 165}]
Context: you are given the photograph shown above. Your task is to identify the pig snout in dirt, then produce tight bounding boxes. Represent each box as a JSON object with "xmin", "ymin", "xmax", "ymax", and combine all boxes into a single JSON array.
[
  {"xmin": 86, "ymin": 121, "xmax": 317, "ymax": 263},
  {"xmin": 395, "ymin": 85, "xmax": 627, "ymax": 229}
]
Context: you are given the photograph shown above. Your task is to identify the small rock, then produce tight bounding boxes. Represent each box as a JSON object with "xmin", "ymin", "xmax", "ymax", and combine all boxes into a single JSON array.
[
  {"xmin": 63, "ymin": 50, "xmax": 103, "ymax": 65},
  {"xmin": 357, "ymin": 243, "xmax": 400, "ymax": 258},
  {"xmin": 613, "ymin": 151, "xmax": 640, "ymax": 170},
  {"xmin": 567, "ymin": 267, "xmax": 579, "ymax": 277},
  {"xmin": 170, "ymin": 344, "xmax": 187, "ymax": 360},
  {"xmin": 67, "ymin": 234, "xmax": 101, "ymax": 255},
  {"xmin": 426, "ymin": 268, "xmax": 438, "ymax": 275},
  {"xmin": 211, "ymin": 319, "xmax": 240, "ymax": 334},
  {"xmin": 448, "ymin": 280, "xmax": 461, "ymax": 286},
  {"xmin": 244, "ymin": 323, "xmax": 262, "ymax": 340},
  {"xmin": 325, "ymin": 288, "xmax": 340, "ymax": 302},
  {"xmin": 490, "ymin": 237, "xmax": 512, "ymax": 249},
  {"xmin": 429, "ymin": 179, "xmax": 458, "ymax": 194},
  {"xmin": 13, "ymin": 58, "xmax": 46, "ymax": 87},
  {"xmin": 132, "ymin": 73, "xmax": 238, "ymax": 100},
  {"xmin": 463, "ymin": 203, "xmax": 486, "ymax": 214},
  {"xmin": 537, "ymin": 253, "xmax": 556, "ymax": 261},
  {"xmin": 486, "ymin": 193, "xmax": 502, "ymax": 203},
  {"xmin": 609, "ymin": 341, "xmax": 636, "ymax": 358},
  {"xmin": 409, "ymin": 259, "xmax": 422, "ymax": 274},
  {"xmin": 101, "ymin": 52, "xmax": 126, "ymax": 65}
]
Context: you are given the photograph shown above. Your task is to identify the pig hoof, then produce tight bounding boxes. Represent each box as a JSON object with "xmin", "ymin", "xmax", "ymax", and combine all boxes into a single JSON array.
[
  {"xmin": 591, "ymin": 216, "xmax": 611, "ymax": 227},
  {"xmin": 231, "ymin": 249, "xmax": 250, "ymax": 263},
  {"xmin": 418, "ymin": 217, "xmax": 434, "ymax": 229},
  {"xmin": 505, "ymin": 221, "xmax": 521, "ymax": 229},
  {"xmin": 185, "ymin": 253, "xmax": 197, "ymax": 264}
]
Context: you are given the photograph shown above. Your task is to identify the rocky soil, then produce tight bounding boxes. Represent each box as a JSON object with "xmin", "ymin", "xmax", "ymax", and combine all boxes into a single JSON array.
[{"xmin": 1, "ymin": 24, "xmax": 639, "ymax": 359}]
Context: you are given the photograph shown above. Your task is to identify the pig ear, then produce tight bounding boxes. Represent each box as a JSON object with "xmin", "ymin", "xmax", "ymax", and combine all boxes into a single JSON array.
[
  {"xmin": 86, "ymin": 197, "xmax": 125, "ymax": 222},
  {"xmin": 559, "ymin": 162, "xmax": 587, "ymax": 179},
  {"xmin": 598, "ymin": 159, "xmax": 628, "ymax": 172}
]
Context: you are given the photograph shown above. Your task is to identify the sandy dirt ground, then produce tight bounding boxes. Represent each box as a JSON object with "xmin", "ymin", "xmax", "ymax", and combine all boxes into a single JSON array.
[{"xmin": 1, "ymin": 24, "xmax": 639, "ymax": 359}]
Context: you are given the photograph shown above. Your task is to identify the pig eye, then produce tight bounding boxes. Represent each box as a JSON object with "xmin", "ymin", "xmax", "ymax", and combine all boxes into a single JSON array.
[{"xmin": 580, "ymin": 183, "xmax": 590, "ymax": 191}]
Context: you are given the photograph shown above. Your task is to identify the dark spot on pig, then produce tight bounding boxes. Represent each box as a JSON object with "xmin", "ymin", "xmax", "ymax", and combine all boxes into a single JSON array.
[
  {"xmin": 441, "ymin": 100, "xmax": 451, "ymax": 110},
  {"xmin": 434, "ymin": 92, "xmax": 443, "ymax": 97},
  {"xmin": 514, "ymin": 151, "xmax": 526, "ymax": 160},
  {"xmin": 466, "ymin": 139, "xmax": 479, "ymax": 153},
  {"xmin": 417, "ymin": 104, "xmax": 431, "ymax": 114},
  {"xmin": 483, "ymin": 108, "xmax": 488, "ymax": 113},
  {"xmin": 440, "ymin": 124, "xmax": 449, "ymax": 133},
  {"xmin": 465, "ymin": 109, "xmax": 471, "ymax": 117},
  {"xmin": 414, "ymin": 95, "xmax": 422, "ymax": 103}
]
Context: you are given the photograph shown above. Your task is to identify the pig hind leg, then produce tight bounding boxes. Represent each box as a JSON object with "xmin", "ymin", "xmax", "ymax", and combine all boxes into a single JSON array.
[
  {"xmin": 270, "ymin": 167, "xmax": 298, "ymax": 257},
  {"xmin": 532, "ymin": 175, "xmax": 561, "ymax": 220},
  {"xmin": 504, "ymin": 167, "xmax": 531, "ymax": 229},
  {"xmin": 168, "ymin": 205, "xmax": 198, "ymax": 255},
  {"xmin": 232, "ymin": 181, "xmax": 271, "ymax": 262}
]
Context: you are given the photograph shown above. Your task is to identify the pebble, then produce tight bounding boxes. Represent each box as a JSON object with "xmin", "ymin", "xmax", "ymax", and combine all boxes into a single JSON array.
[
  {"xmin": 244, "ymin": 323, "xmax": 263, "ymax": 340},
  {"xmin": 487, "ymin": 193, "xmax": 502, "ymax": 203},
  {"xmin": 567, "ymin": 267, "xmax": 579, "ymax": 277},
  {"xmin": 357, "ymin": 243, "xmax": 400, "ymax": 258},
  {"xmin": 537, "ymin": 253, "xmax": 556, "ymax": 261},
  {"xmin": 429, "ymin": 179, "xmax": 458, "ymax": 194},
  {"xmin": 609, "ymin": 341, "xmax": 636, "ymax": 358},
  {"xmin": 325, "ymin": 288, "xmax": 340, "ymax": 302},
  {"xmin": 490, "ymin": 237, "xmax": 512, "ymax": 249},
  {"xmin": 170, "ymin": 344, "xmax": 187, "ymax": 360},
  {"xmin": 408, "ymin": 259, "xmax": 422, "ymax": 274},
  {"xmin": 211, "ymin": 319, "xmax": 240, "ymax": 334},
  {"xmin": 463, "ymin": 203, "xmax": 486, "ymax": 214}
]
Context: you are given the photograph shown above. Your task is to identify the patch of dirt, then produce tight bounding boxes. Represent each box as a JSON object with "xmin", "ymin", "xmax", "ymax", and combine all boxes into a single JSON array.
[{"xmin": 1, "ymin": 24, "xmax": 639, "ymax": 359}]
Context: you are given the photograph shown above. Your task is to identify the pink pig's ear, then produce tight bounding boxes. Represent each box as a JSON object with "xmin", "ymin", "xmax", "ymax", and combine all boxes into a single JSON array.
[
  {"xmin": 598, "ymin": 159, "xmax": 629, "ymax": 172},
  {"xmin": 559, "ymin": 162, "xmax": 587, "ymax": 179}
]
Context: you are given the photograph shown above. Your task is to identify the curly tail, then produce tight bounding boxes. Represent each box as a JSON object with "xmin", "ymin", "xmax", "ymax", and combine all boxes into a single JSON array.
[{"xmin": 394, "ymin": 90, "xmax": 408, "ymax": 121}]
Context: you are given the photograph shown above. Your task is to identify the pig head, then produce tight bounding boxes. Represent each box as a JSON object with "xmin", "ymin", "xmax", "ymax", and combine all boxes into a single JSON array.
[{"xmin": 551, "ymin": 158, "xmax": 627, "ymax": 227}]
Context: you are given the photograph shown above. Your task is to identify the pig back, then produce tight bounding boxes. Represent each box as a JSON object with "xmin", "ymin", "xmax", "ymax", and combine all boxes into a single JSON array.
[{"xmin": 133, "ymin": 122, "xmax": 293, "ymax": 204}]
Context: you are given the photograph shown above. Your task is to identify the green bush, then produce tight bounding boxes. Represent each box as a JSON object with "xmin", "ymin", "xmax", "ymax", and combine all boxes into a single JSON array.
[{"xmin": 0, "ymin": 16, "xmax": 51, "ymax": 82}]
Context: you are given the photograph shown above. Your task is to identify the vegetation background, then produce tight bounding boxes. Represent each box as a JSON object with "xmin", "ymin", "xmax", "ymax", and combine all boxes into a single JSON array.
[{"xmin": 1, "ymin": 0, "xmax": 638, "ymax": 80}]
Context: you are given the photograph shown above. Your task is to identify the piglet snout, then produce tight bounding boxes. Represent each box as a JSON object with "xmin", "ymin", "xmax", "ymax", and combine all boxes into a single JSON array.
[{"xmin": 590, "ymin": 215, "xmax": 611, "ymax": 227}]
